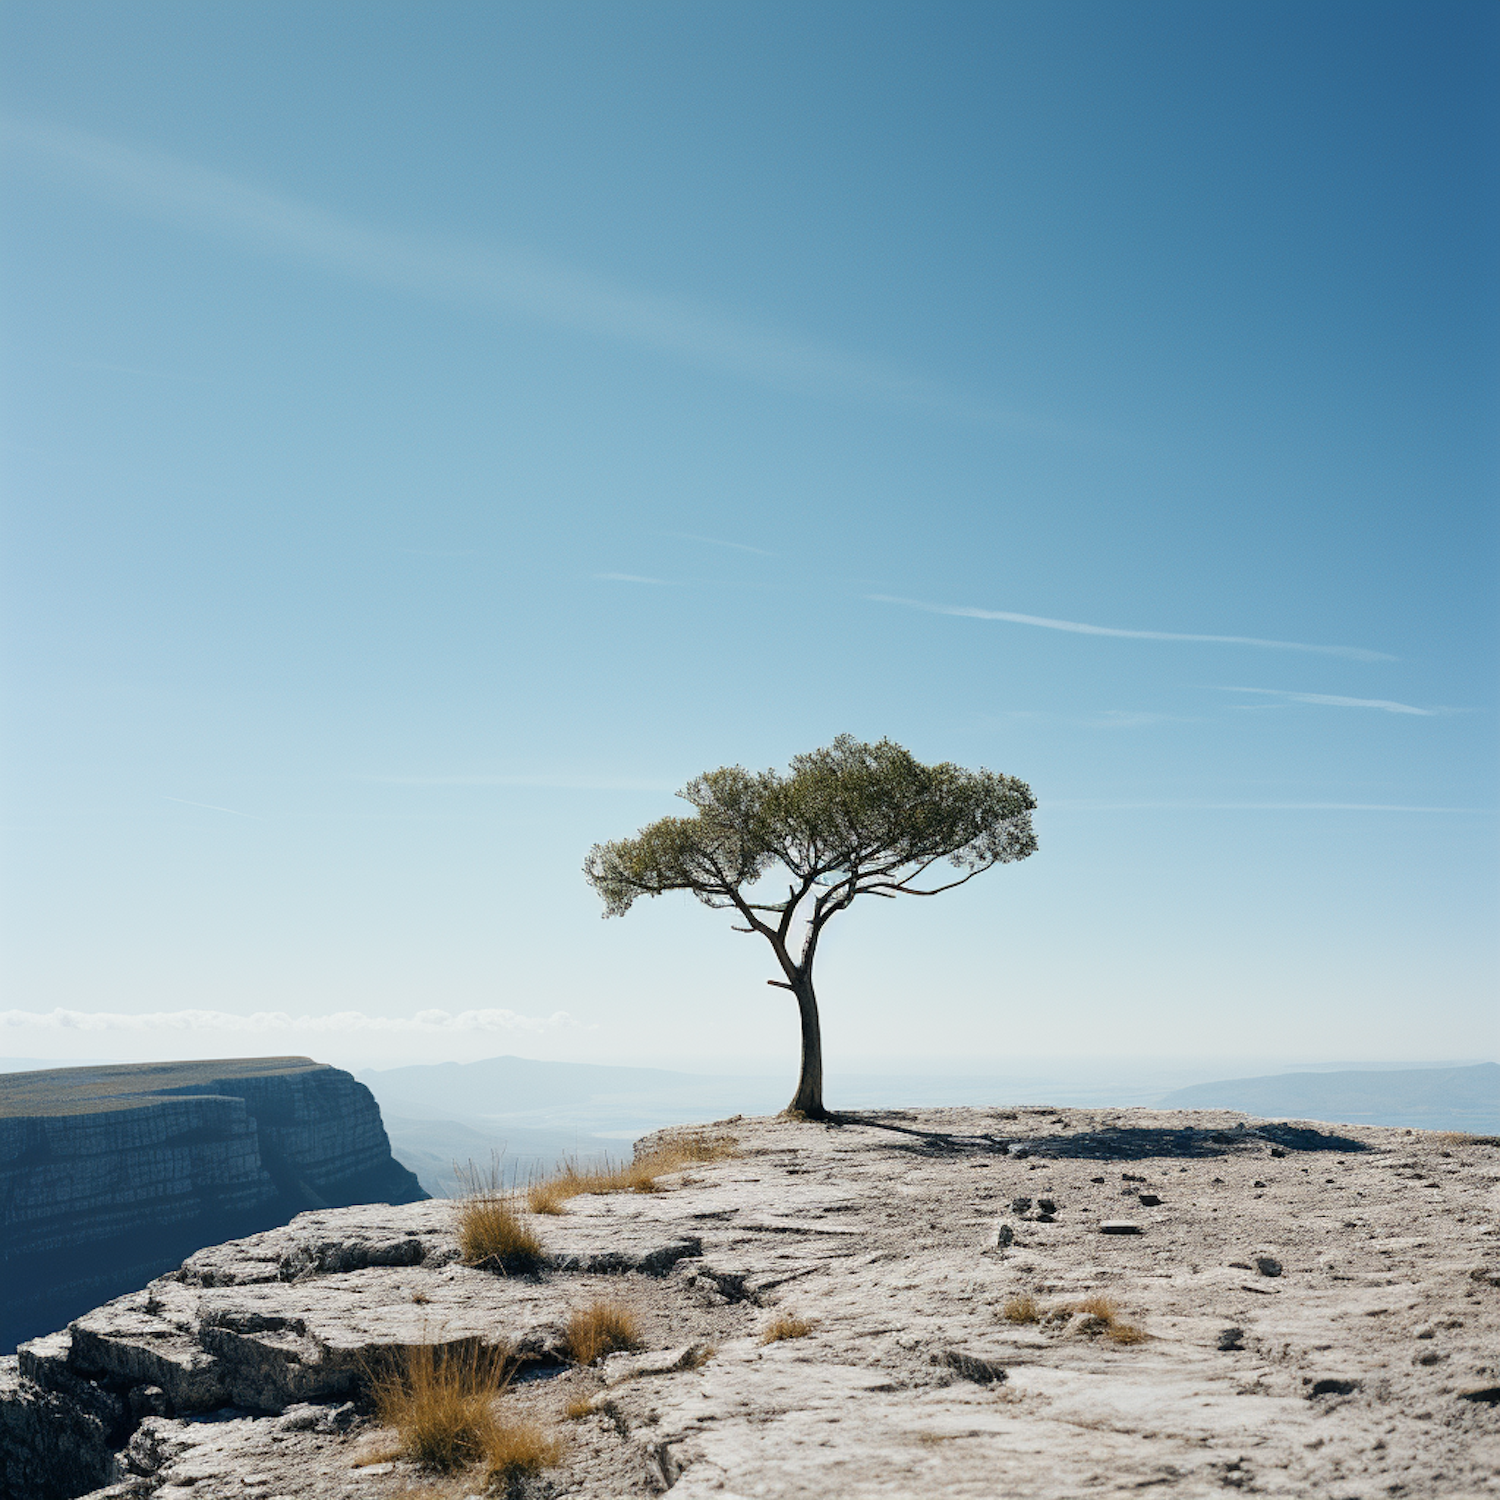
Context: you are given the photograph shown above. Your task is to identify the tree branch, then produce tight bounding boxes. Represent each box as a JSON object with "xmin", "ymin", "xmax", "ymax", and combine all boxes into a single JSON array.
[{"xmin": 866, "ymin": 862, "xmax": 999, "ymax": 898}]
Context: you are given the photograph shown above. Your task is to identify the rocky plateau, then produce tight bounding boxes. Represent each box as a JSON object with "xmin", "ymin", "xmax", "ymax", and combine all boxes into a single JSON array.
[{"xmin": 3, "ymin": 1106, "xmax": 1498, "ymax": 1499}]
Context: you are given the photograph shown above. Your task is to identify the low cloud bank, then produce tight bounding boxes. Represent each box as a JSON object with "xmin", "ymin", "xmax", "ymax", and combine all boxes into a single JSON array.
[{"xmin": 1, "ymin": 1007, "xmax": 578, "ymax": 1036}]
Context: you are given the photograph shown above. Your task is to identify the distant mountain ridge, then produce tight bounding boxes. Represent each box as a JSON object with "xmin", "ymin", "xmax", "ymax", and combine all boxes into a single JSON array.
[{"xmin": 1157, "ymin": 1062, "xmax": 1499, "ymax": 1133}]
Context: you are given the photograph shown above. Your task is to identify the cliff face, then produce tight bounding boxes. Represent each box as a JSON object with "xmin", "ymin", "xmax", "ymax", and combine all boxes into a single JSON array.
[
  {"xmin": 1, "ymin": 1108, "xmax": 1496, "ymax": 1500},
  {"xmin": 0, "ymin": 1059, "xmax": 424, "ymax": 1353}
]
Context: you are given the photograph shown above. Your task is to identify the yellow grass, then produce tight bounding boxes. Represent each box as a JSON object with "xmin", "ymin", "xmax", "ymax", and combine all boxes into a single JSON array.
[
  {"xmin": 1001, "ymin": 1293, "xmax": 1040, "ymax": 1324},
  {"xmin": 370, "ymin": 1342, "xmax": 509, "ymax": 1471},
  {"xmin": 1070, "ymin": 1295, "xmax": 1117, "ymax": 1320},
  {"xmin": 760, "ymin": 1313, "xmax": 816, "ymax": 1344},
  {"xmin": 482, "ymin": 1419, "xmax": 564, "ymax": 1484},
  {"xmin": 350, "ymin": 1440, "xmax": 403, "ymax": 1467},
  {"xmin": 564, "ymin": 1393, "xmax": 596, "ymax": 1420},
  {"xmin": 526, "ymin": 1132, "xmax": 737, "ymax": 1214},
  {"xmin": 454, "ymin": 1194, "xmax": 544, "ymax": 1272},
  {"xmin": 1064, "ymin": 1295, "xmax": 1148, "ymax": 1345},
  {"xmin": 369, "ymin": 1341, "xmax": 563, "ymax": 1481},
  {"xmin": 565, "ymin": 1301, "xmax": 642, "ymax": 1366}
]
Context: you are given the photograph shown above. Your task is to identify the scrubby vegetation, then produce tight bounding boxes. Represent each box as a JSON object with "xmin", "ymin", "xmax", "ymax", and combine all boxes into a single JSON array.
[
  {"xmin": 565, "ymin": 1301, "xmax": 642, "ymax": 1365},
  {"xmin": 760, "ymin": 1313, "xmax": 816, "ymax": 1344},
  {"xmin": 452, "ymin": 1162, "xmax": 545, "ymax": 1273},
  {"xmin": 1001, "ymin": 1293, "xmax": 1040, "ymax": 1323},
  {"xmin": 526, "ymin": 1132, "xmax": 737, "ymax": 1214},
  {"xmin": 369, "ymin": 1341, "xmax": 562, "ymax": 1484},
  {"xmin": 999, "ymin": 1291, "xmax": 1146, "ymax": 1344}
]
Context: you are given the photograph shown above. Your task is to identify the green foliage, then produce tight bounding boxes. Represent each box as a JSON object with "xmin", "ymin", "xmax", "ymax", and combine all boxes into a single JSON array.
[{"xmin": 583, "ymin": 735, "xmax": 1036, "ymax": 922}]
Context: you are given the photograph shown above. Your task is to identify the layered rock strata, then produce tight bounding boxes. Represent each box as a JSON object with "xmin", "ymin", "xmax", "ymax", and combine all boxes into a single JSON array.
[
  {"xmin": 1, "ymin": 1059, "xmax": 424, "ymax": 1351},
  {"xmin": 2, "ymin": 1107, "xmax": 1498, "ymax": 1499}
]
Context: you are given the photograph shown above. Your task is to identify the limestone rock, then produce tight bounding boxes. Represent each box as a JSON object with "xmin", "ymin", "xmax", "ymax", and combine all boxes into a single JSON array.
[{"xmin": 1, "ymin": 1105, "xmax": 1497, "ymax": 1500}]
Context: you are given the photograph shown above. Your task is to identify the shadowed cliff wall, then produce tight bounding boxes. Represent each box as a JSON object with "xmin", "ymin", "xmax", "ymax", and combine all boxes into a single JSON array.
[{"xmin": 0, "ymin": 1058, "xmax": 425, "ymax": 1352}]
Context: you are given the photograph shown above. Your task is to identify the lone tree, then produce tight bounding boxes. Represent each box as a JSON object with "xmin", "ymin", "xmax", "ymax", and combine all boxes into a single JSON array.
[{"xmin": 583, "ymin": 735, "xmax": 1037, "ymax": 1119}]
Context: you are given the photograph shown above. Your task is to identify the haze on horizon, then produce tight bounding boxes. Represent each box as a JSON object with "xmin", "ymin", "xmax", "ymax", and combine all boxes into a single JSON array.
[{"xmin": 1, "ymin": 2, "xmax": 1495, "ymax": 1085}]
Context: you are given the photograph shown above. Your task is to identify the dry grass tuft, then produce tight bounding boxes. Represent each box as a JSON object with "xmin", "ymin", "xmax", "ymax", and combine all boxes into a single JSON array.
[
  {"xmin": 454, "ymin": 1194, "xmax": 544, "ymax": 1273},
  {"xmin": 369, "ymin": 1341, "xmax": 564, "ymax": 1482},
  {"xmin": 350, "ymin": 1440, "xmax": 403, "ymax": 1467},
  {"xmin": 1001, "ymin": 1293, "xmax": 1041, "ymax": 1324},
  {"xmin": 452, "ymin": 1160, "xmax": 544, "ymax": 1273},
  {"xmin": 564, "ymin": 1392, "xmax": 596, "ymax": 1421},
  {"xmin": 1063, "ymin": 1295, "xmax": 1148, "ymax": 1345},
  {"xmin": 760, "ymin": 1313, "xmax": 816, "ymax": 1344},
  {"xmin": 481, "ymin": 1419, "xmax": 564, "ymax": 1485},
  {"xmin": 655, "ymin": 1129, "xmax": 740, "ymax": 1162},
  {"xmin": 526, "ymin": 1133, "xmax": 738, "ymax": 1215},
  {"xmin": 565, "ymin": 1301, "xmax": 642, "ymax": 1366},
  {"xmin": 370, "ymin": 1342, "xmax": 510, "ymax": 1471},
  {"xmin": 1070, "ymin": 1295, "xmax": 1118, "ymax": 1320}
]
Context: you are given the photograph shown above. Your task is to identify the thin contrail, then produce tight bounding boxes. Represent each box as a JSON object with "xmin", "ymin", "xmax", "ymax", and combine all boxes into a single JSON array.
[
  {"xmin": 665, "ymin": 532, "xmax": 777, "ymax": 557},
  {"xmin": 4, "ymin": 115, "xmax": 1052, "ymax": 429},
  {"xmin": 1212, "ymin": 686, "xmax": 1441, "ymax": 715},
  {"xmin": 869, "ymin": 595, "xmax": 1395, "ymax": 662},
  {"xmin": 161, "ymin": 795, "xmax": 262, "ymax": 819}
]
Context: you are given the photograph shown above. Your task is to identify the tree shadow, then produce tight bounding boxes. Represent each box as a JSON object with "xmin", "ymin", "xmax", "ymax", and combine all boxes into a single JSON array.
[{"xmin": 829, "ymin": 1111, "xmax": 1371, "ymax": 1161}]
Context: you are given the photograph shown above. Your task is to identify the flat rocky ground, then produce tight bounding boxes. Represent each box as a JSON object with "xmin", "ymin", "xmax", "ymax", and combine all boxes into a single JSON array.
[{"xmin": 27, "ymin": 1106, "xmax": 1500, "ymax": 1499}]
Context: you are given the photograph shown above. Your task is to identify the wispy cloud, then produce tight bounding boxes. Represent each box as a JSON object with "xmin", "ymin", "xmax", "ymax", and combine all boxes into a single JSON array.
[
  {"xmin": 2, "ymin": 1006, "xmax": 579, "ymax": 1035},
  {"xmin": 1211, "ymin": 686, "xmax": 1443, "ymax": 716},
  {"xmin": 593, "ymin": 572, "xmax": 669, "ymax": 585},
  {"xmin": 665, "ymin": 531, "xmax": 776, "ymax": 557},
  {"xmin": 869, "ymin": 595, "xmax": 1394, "ymax": 662},
  {"xmin": 161, "ymin": 795, "xmax": 262, "ymax": 819},
  {"xmin": 360, "ymin": 773, "xmax": 677, "ymax": 791},
  {"xmin": 4, "ymin": 116, "xmax": 1047, "ymax": 428}
]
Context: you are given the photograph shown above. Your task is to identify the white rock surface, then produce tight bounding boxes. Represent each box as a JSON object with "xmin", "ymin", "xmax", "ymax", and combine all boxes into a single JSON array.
[{"xmin": 4, "ymin": 1106, "xmax": 1498, "ymax": 1499}]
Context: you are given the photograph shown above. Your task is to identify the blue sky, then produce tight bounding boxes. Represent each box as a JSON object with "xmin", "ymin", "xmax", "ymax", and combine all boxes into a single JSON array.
[{"xmin": 2, "ymin": 1, "xmax": 1495, "ymax": 1085}]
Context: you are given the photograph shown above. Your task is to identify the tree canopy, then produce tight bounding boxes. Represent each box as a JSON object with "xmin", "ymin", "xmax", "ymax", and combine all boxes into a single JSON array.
[{"xmin": 584, "ymin": 735, "xmax": 1037, "ymax": 1117}]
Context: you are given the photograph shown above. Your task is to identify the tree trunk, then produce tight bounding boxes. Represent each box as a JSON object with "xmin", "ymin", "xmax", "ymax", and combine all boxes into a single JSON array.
[{"xmin": 784, "ymin": 972, "xmax": 827, "ymax": 1118}]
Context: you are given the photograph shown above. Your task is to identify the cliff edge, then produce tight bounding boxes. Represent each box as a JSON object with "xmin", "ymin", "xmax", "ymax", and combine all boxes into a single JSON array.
[
  {"xmin": 0, "ymin": 1058, "xmax": 425, "ymax": 1352},
  {"xmin": 1, "ymin": 1106, "xmax": 1497, "ymax": 1499}
]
